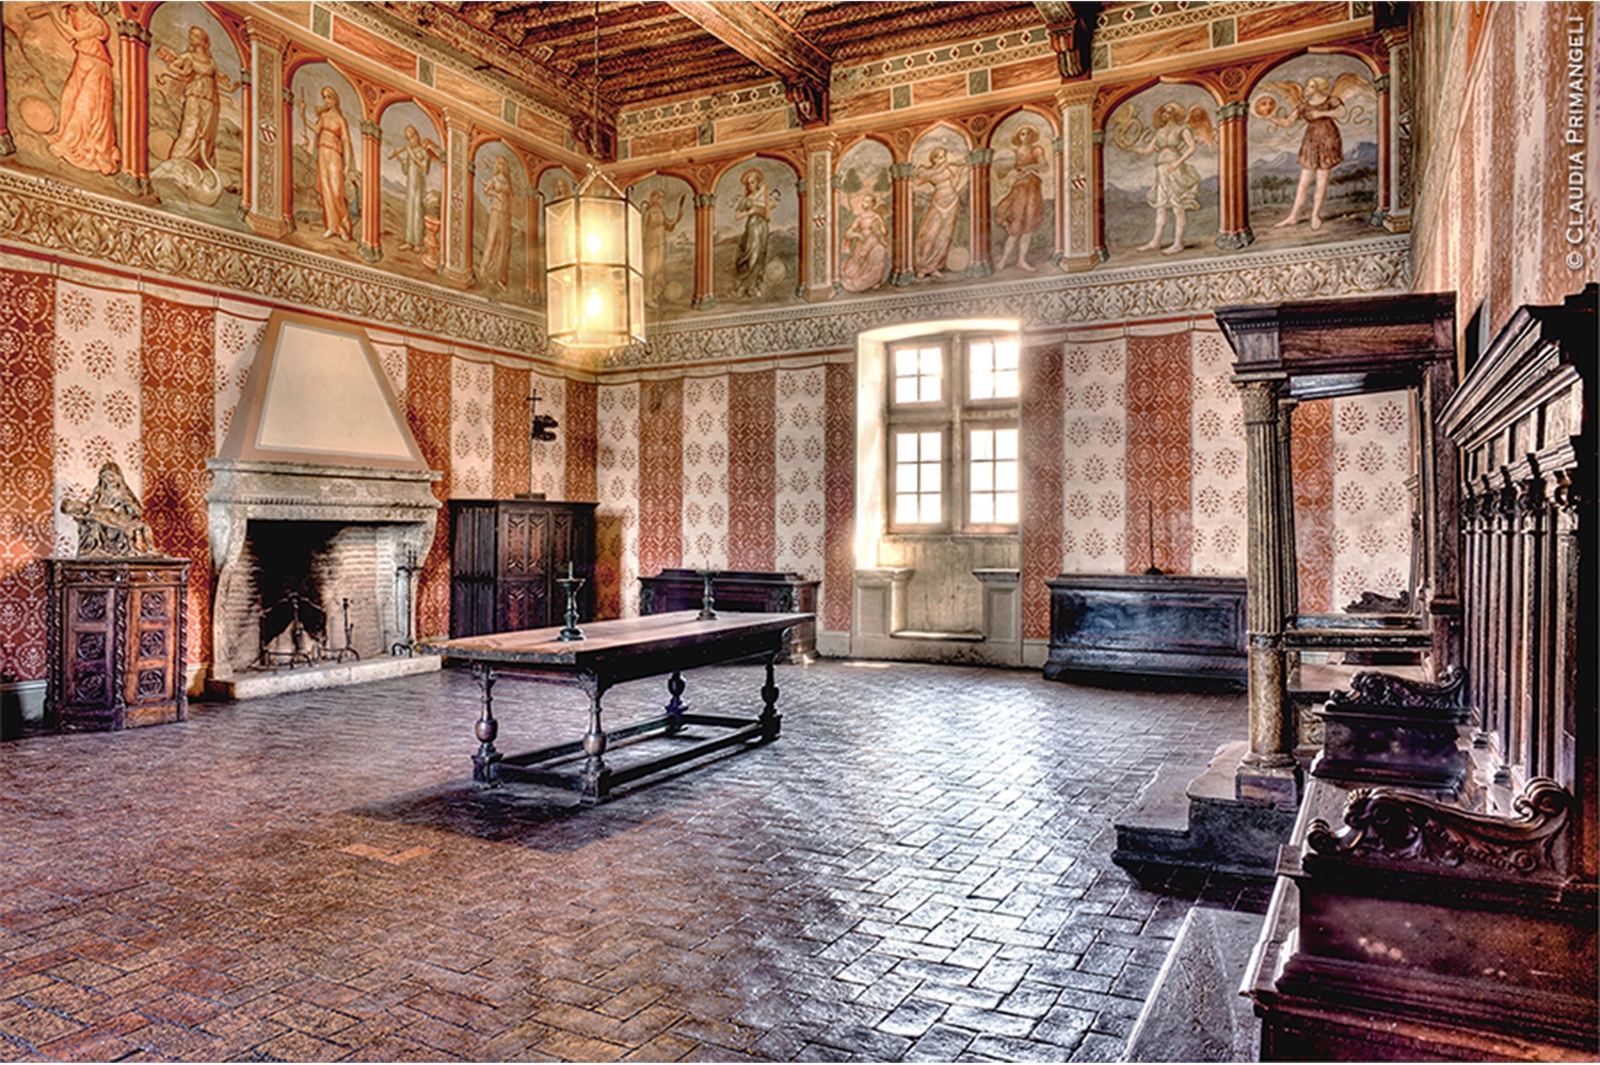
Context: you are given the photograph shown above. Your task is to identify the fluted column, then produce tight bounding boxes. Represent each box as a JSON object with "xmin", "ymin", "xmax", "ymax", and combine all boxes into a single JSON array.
[
  {"xmin": 1056, "ymin": 83, "xmax": 1098, "ymax": 270},
  {"xmin": 116, "ymin": 17, "xmax": 151, "ymax": 194},
  {"xmin": 1237, "ymin": 377, "xmax": 1300, "ymax": 805},
  {"xmin": 1215, "ymin": 101, "xmax": 1253, "ymax": 250},
  {"xmin": 692, "ymin": 192, "xmax": 716, "ymax": 309},
  {"xmin": 243, "ymin": 19, "xmax": 290, "ymax": 238},
  {"xmin": 889, "ymin": 160, "xmax": 915, "ymax": 286},
  {"xmin": 965, "ymin": 147, "xmax": 994, "ymax": 278},
  {"xmin": 358, "ymin": 118, "xmax": 383, "ymax": 262},
  {"xmin": 440, "ymin": 109, "xmax": 473, "ymax": 288},
  {"xmin": 1381, "ymin": 26, "xmax": 1413, "ymax": 233},
  {"xmin": 801, "ymin": 132, "xmax": 836, "ymax": 301}
]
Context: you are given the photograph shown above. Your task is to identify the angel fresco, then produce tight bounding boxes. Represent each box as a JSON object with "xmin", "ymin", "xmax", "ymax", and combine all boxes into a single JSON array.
[
  {"xmin": 1254, "ymin": 72, "xmax": 1375, "ymax": 230},
  {"xmin": 1114, "ymin": 101, "xmax": 1215, "ymax": 255}
]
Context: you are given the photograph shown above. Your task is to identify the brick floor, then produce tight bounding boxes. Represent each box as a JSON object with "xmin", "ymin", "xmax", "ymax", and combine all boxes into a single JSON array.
[{"xmin": 0, "ymin": 660, "xmax": 1267, "ymax": 1062}]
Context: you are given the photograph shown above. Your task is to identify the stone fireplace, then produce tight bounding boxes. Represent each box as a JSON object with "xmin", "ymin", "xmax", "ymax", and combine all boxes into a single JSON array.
[{"xmin": 206, "ymin": 310, "xmax": 442, "ymax": 697}]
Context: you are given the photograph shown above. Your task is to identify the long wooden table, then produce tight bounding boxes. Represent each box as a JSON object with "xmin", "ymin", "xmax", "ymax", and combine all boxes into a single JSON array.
[{"xmin": 419, "ymin": 610, "xmax": 811, "ymax": 803}]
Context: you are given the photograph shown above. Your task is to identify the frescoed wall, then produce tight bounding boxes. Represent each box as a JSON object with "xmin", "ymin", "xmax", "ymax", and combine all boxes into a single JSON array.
[
  {"xmin": 1247, "ymin": 53, "xmax": 1380, "ymax": 241},
  {"xmin": 712, "ymin": 157, "xmax": 799, "ymax": 306},
  {"xmin": 3, "ymin": 1, "xmax": 124, "ymax": 187},
  {"xmin": 377, "ymin": 102, "xmax": 444, "ymax": 278},
  {"xmin": 630, "ymin": 174, "xmax": 694, "ymax": 312},
  {"xmin": 147, "ymin": 3, "xmax": 245, "ymax": 228},
  {"xmin": 836, "ymin": 138, "xmax": 893, "ymax": 294},
  {"xmin": 1104, "ymin": 84, "xmax": 1219, "ymax": 257},
  {"xmin": 472, "ymin": 141, "xmax": 526, "ymax": 298},
  {"xmin": 989, "ymin": 110, "xmax": 1055, "ymax": 274},
  {"xmin": 908, "ymin": 126, "xmax": 972, "ymax": 281},
  {"xmin": 289, "ymin": 63, "xmax": 363, "ymax": 250}
]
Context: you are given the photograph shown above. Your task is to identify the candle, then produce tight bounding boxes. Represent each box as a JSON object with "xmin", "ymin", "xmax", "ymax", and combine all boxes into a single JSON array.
[{"xmin": 567, "ymin": 561, "xmax": 575, "ymax": 579}]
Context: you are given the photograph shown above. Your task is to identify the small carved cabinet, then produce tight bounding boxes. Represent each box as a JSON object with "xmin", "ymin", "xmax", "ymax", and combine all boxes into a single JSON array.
[
  {"xmin": 46, "ymin": 558, "xmax": 190, "ymax": 731},
  {"xmin": 448, "ymin": 500, "xmax": 596, "ymax": 638}
]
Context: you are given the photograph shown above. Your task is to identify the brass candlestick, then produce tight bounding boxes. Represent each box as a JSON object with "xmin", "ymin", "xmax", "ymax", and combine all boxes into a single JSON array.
[{"xmin": 697, "ymin": 569, "xmax": 718, "ymax": 620}]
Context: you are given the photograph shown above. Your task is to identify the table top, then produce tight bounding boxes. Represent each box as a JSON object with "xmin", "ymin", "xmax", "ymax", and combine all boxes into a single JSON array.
[{"xmin": 418, "ymin": 610, "xmax": 813, "ymax": 666}]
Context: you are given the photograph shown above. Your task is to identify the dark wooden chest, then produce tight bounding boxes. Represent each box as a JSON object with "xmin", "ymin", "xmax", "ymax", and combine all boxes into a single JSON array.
[
  {"xmin": 448, "ymin": 500, "xmax": 596, "ymax": 638},
  {"xmin": 639, "ymin": 569, "xmax": 819, "ymax": 662},
  {"xmin": 1044, "ymin": 573, "xmax": 1247, "ymax": 686}
]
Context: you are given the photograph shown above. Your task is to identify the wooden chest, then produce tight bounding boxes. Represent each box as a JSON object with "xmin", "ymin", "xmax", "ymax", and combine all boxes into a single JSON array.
[{"xmin": 638, "ymin": 569, "xmax": 819, "ymax": 663}]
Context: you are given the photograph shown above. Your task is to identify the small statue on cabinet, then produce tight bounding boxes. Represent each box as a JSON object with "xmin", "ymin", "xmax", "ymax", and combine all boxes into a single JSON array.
[{"xmin": 60, "ymin": 461, "xmax": 158, "ymax": 557}]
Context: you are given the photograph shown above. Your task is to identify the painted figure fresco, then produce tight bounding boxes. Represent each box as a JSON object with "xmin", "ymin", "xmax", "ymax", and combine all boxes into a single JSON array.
[
  {"xmin": 991, "ymin": 113, "xmax": 1055, "ymax": 272},
  {"xmin": 1249, "ymin": 54, "xmax": 1378, "ymax": 238},
  {"xmin": 377, "ymin": 101, "xmax": 443, "ymax": 279},
  {"xmin": 1104, "ymin": 83, "xmax": 1218, "ymax": 256},
  {"xmin": 290, "ymin": 65, "xmax": 362, "ymax": 251},
  {"xmin": 535, "ymin": 167, "xmax": 578, "ymax": 306},
  {"xmin": 149, "ymin": 8, "xmax": 241, "ymax": 211},
  {"xmin": 713, "ymin": 159, "xmax": 797, "ymax": 305},
  {"xmin": 910, "ymin": 128, "xmax": 970, "ymax": 280},
  {"xmin": 836, "ymin": 137, "xmax": 892, "ymax": 293},
  {"xmin": 40, "ymin": 1, "xmax": 120, "ymax": 176},
  {"xmin": 473, "ymin": 142, "xmax": 524, "ymax": 293},
  {"xmin": 630, "ymin": 175, "xmax": 693, "ymax": 311}
]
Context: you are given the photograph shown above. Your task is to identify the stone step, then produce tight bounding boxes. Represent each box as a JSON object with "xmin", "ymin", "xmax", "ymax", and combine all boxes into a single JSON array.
[{"xmin": 1121, "ymin": 906, "xmax": 1265, "ymax": 1063}]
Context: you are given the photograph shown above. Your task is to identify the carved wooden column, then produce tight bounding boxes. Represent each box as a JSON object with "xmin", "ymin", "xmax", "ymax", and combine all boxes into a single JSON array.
[
  {"xmin": 1215, "ymin": 101, "xmax": 1253, "ymax": 250},
  {"xmin": 802, "ymin": 132, "xmax": 836, "ymax": 301},
  {"xmin": 1236, "ymin": 378, "xmax": 1299, "ymax": 803},
  {"xmin": 243, "ymin": 19, "xmax": 290, "ymax": 238},
  {"xmin": 116, "ymin": 16, "xmax": 151, "ymax": 194},
  {"xmin": 1056, "ymin": 84, "xmax": 1097, "ymax": 271},
  {"xmin": 889, "ymin": 160, "xmax": 915, "ymax": 286},
  {"xmin": 966, "ymin": 147, "xmax": 994, "ymax": 278},
  {"xmin": 1380, "ymin": 25, "xmax": 1413, "ymax": 233},
  {"xmin": 1371, "ymin": 70, "xmax": 1391, "ymax": 225},
  {"xmin": 692, "ymin": 192, "xmax": 716, "ymax": 309},
  {"xmin": 358, "ymin": 118, "xmax": 383, "ymax": 262},
  {"xmin": 440, "ymin": 109, "xmax": 473, "ymax": 288}
]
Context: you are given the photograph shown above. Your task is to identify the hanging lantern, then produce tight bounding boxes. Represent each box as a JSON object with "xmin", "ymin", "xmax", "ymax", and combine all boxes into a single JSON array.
[{"xmin": 545, "ymin": 167, "xmax": 644, "ymax": 350}]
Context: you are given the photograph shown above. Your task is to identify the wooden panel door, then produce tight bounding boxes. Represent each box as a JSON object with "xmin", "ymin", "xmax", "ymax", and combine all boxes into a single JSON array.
[{"xmin": 499, "ymin": 504, "xmax": 551, "ymax": 629}]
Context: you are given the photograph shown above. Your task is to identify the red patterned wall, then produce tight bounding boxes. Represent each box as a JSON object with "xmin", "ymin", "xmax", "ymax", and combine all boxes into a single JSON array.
[
  {"xmin": 140, "ymin": 297, "xmax": 216, "ymax": 666},
  {"xmin": 566, "ymin": 379, "xmax": 597, "ymax": 503},
  {"xmin": 1124, "ymin": 330, "xmax": 1193, "ymax": 576},
  {"xmin": 1291, "ymin": 399, "xmax": 1334, "ymax": 613},
  {"xmin": 637, "ymin": 377, "xmax": 683, "ymax": 578},
  {"xmin": 1020, "ymin": 340, "xmax": 1064, "ymax": 640},
  {"xmin": 726, "ymin": 369, "xmax": 776, "ymax": 570},
  {"xmin": 823, "ymin": 361, "xmax": 854, "ymax": 632},
  {"xmin": 493, "ymin": 364, "xmax": 532, "ymax": 499},
  {"xmin": 406, "ymin": 347, "xmax": 453, "ymax": 639},
  {"xmin": 0, "ymin": 271, "xmax": 56, "ymax": 681}
]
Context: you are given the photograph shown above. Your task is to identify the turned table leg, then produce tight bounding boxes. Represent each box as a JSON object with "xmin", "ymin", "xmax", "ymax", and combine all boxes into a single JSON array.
[
  {"xmin": 579, "ymin": 674, "xmax": 612, "ymax": 803},
  {"xmin": 664, "ymin": 670, "xmax": 686, "ymax": 735},
  {"xmin": 758, "ymin": 651, "xmax": 782, "ymax": 742},
  {"xmin": 471, "ymin": 663, "xmax": 501, "ymax": 786}
]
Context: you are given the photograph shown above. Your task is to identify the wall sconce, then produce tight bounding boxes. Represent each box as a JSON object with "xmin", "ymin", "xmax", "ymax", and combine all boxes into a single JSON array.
[{"xmin": 529, "ymin": 390, "xmax": 559, "ymax": 442}]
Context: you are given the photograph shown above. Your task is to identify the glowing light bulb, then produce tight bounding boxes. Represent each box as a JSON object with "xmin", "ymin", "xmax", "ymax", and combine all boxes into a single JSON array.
[
  {"xmin": 584, "ymin": 288, "xmax": 605, "ymax": 319},
  {"xmin": 584, "ymin": 230, "xmax": 603, "ymax": 256}
]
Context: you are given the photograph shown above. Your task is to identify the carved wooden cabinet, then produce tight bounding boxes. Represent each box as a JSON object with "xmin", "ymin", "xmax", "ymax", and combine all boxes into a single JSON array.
[
  {"xmin": 448, "ymin": 500, "xmax": 596, "ymax": 638},
  {"xmin": 639, "ymin": 569, "xmax": 819, "ymax": 662},
  {"xmin": 46, "ymin": 558, "xmax": 190, "ymax": 731}
]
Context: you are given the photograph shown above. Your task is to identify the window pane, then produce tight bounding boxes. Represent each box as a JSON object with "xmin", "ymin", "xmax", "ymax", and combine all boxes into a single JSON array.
[
  {"xmin": 919, "ymin": 465, "xmax": 940, "ymax": 494},
  {"xmin": 919, "ymin": 495, "xmax": 941, "ymax": 524},
  {"xmin": 895, "ymin": 377, "xmax": 920, "ymax": 405},
  {"xmin": 971, "ymin": 495, "xmax": 994, "ymax": 524},
  {"xmin": 997, "ymin": 463, "xmax": 1018, "ymax": 492},
  {"xmin": 970, "ymin": 429, "xmax": 993, "ymax": 460},
  {"xmin": 920, "ymin": 431, "xmax": 940, "ymax": 460},
  {"xmin": 971, "ymin": 462, "xmax": 993, "ymax": 492},
  {"xmin": 994, "ymin": 368, "xmax": 1018, "ymax": 398},
  {"xmin": 895, "ymin": 495, "xmax": 920, "ymax": 525},
  {"xmin": 996, "ymin": 428, "xmax": 1018, "ymax": 459},
  {"xmin": 896, "ymin": 433, "xmax": 920, "ymax": 463},
  {"xmin": 895, "ymin": 462, "xmax": 917, "ymax": 492},
  {"xmin": 996, "ymin": 494, "xmax": 1019, "ymax": 524}
]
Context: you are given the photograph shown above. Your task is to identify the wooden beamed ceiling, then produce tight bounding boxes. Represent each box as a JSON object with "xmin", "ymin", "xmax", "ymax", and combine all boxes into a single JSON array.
[{"xmin": 389, "ymin": 1, "xmax": 1088, "ymax": 131}]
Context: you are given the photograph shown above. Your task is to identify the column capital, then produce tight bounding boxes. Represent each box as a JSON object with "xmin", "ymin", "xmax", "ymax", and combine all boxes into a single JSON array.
[
  {"xmin": 968, "ymin": 148, "xmax": 995, "ymax": 166},
  {"xmin": 242, "ymin": 17, "xmax": 288, "ymax": 52},
  {"xmin": 116, "ymin": 19, "xmax": 152, "ymax": 45},
  {"xmin": 1379, "ymin": 25, "xmax": 1411, "ymax": 50},
  {"xmin": 1235, "ymin": 377, "xmax": 1285, "ymax": 422},
  {"xmin": 694, "ymin": 192, "xmax": 716, "ymax": 209},
  {"xmin": 360, "ymin": 119, "xmax": 382, "ymax": 140},
  {"xmin": 890, "ymin": 161, "xmax": 915, "ymax": 180},
  {"xmin": 801, "ymin": 132, "xmax": 838, "ymax": 155},
  {"xmin": 1055, "ymin": 83, "xmax": 1096, "ymax": 111}
]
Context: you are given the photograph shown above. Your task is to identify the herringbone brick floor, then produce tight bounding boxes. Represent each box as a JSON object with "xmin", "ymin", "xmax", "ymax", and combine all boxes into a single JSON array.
[{"xmin": 0, "ymin": 660, "xmax": 1264, "ymax": 1062}]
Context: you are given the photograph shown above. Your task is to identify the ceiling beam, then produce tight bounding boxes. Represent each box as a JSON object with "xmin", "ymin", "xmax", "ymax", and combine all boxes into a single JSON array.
[{"xmin": 664, "ymin": 1, "xmax": 831, "ymax": 123}]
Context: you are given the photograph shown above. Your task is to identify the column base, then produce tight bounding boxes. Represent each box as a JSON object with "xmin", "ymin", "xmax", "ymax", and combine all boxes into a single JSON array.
[
  {"xmin": 1236, "ymin": 759, "xmax": 1303, "ymax": 807},
  {"xmin": 442, "ymin": 266, "xmax": 474, "ymax": 289},
  {"xmin": 117, "ymin": 172, "xmax": 153, "ymax": 197},
  {"xmin": 359, "ymin": 242, "xmax": 382, "ymax": 263},
  {"xmin": 890, "ymin": 270, "xmax": 916, "ymax": 287},
  {"xmin": 803, "ymin": 284, "xmax": 835, "ymax": 302},
  {"xmin": 0, "ymin": 132, "xmax": 17, "ymax": 156},
  {"xmin": 692, "ymin": 295, "xmax": 717, "ymax": 311},
  {"xmin": 245, "ymin": 211, "xmax": 291, "ymax": 239},
  {"xmin": 1059, "ymin": 251, "xmax": 1104, "ymax": 273},
  {"xmin": 1383, "ymin": 210, "xmax": 1412, "ymax": 234},
  {"xmin": 1215, "ymin": 228, "xmax": 1255, "ymax": 251},
  {"xmin": 965, "ymin": 261, "xmax": 994, "ymax": 279}
]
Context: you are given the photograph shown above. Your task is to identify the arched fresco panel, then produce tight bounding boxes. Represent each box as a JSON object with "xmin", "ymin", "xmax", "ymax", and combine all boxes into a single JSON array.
[
  {"xmin": 1105, "ymin": 83, "xmax": 1218, "ymax": 258},
  {"xmin": 909, "ymin": 126, "xmax": 971, "ymax": 282},
  {"xmin": 836, "ymin": 138, "xmax": 893, "ymax": 295},
  {"xmin": 3, "ymin": 1, "xmax": 123, "ymax": 190},
  {"xmin": 473, "ymin": 141, "xmax": 526, "ymax": 297},
  {"xmin": 378, "ymin": 101, "xmax": 443, "ymax": 280},
  {"xmin": 713, "ymin": 159, "xmax": 798, "ymax": 307},
  {"xmin": 629, "ymin": 174, "xmax": 694, "ymax": 315},
  {"xmin": 990, "ymin": 111, "xmax": 1056, "ymax": 274},
  {"xmin": 290, "ymin": 63, "xmax": 364, "ymax": 255},
  {"xmin": 148, "ymin": 3, "xmax": 244, "ymax": 229},
  {"xmin": 1249, "ymin": 53, "xmax": 1379, "ymax": 244}
]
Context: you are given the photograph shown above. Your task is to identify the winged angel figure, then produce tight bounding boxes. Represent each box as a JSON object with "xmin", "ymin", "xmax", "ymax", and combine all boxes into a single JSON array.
[
  {"xmin": 1112, "ymin": 102, "xmax": 1216, "ymax": 254},
  {"xmin": 1254, "ymin": 72, "xmax": 1376, "ymax": 230}
]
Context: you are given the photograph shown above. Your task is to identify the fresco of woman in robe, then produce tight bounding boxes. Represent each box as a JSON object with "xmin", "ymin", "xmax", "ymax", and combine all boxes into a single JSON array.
[
  {"xmin": 299, "ymin": 84, "xmax": 355, "ymax": 241},
  {"xmin": 1125, "ymin": 102, "xmax": 1213, "ymax": 254},
  {"xmin": 992, "ymin": 122, "xmax": 1049, "ymax": 272},
  {"xmin": 151, "ymin": 25, "xmax": 238, "ymax": 205},
  {"xmin": 910, "ymin": 135, "xmax": 969, "ymax": 279},
  {"xmin": 40, "ymin": 2, "xmax": 119, "ymax": 176},
  {"xmin": 838, "ymin": 192, "xmax": 889, "ymax": 292},
  {"xmin": 388, "ymin": 124, "xmax": 441, "ymax": 251},
  {"xmin": 479, "ymin": 155, "xmax": 514, "ymax": 288},
  {"xmin": 733, "ymin": 167, "xmax": 774, "ymax": 298}
]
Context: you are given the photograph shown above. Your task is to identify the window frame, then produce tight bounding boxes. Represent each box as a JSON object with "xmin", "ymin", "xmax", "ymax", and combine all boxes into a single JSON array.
[{"xmin": 886, "ymin": 331, "xmax": 1020, "ymax": 536}]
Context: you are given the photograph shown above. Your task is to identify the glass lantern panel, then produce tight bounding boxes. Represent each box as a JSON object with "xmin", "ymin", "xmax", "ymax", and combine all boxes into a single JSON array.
[
  {"xmin": 546, "ymin": 198, "xmax": 576, "ymax": 269},
  {"xmin": 579, "ymin": 197, "xmax": 629, "ymax": 264}
]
